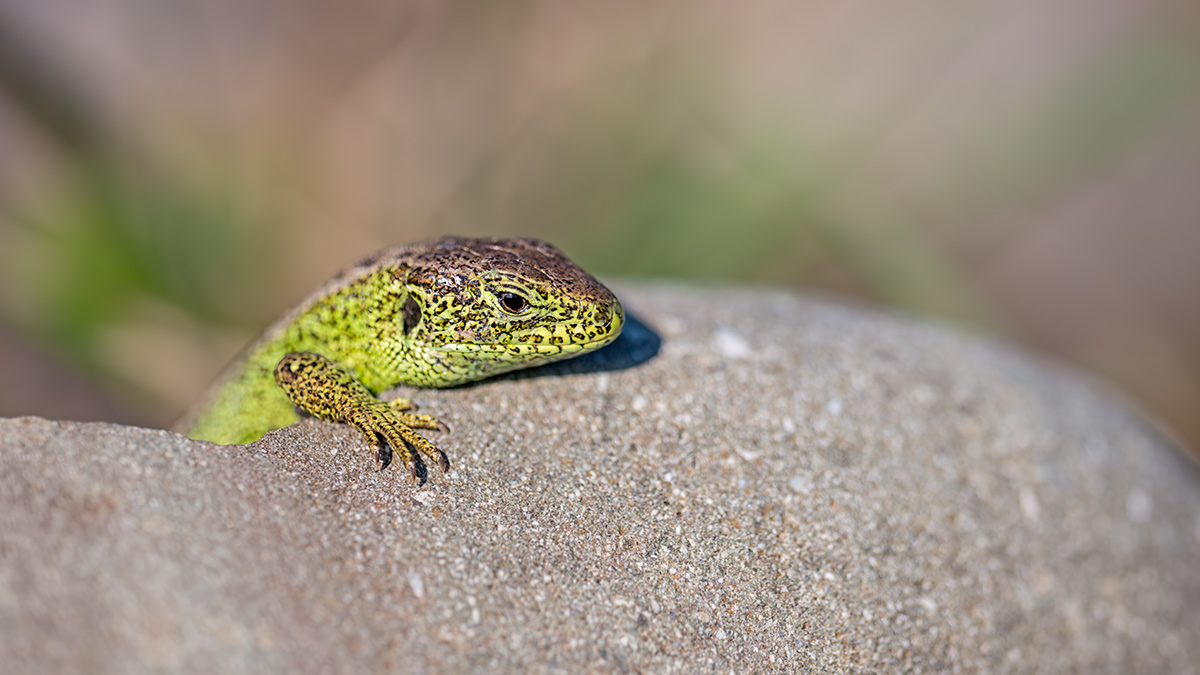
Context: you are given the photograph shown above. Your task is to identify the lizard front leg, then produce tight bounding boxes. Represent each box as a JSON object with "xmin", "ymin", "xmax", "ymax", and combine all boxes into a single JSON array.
[{"xmin": 273, "ymin": 351, "xmax": 450, "ymax": 483}]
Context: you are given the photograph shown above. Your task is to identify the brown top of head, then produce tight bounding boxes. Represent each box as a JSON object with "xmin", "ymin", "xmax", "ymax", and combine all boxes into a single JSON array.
[{"xmin": 408, "ymin": 237, "xmax": 614, "ymax": 302}]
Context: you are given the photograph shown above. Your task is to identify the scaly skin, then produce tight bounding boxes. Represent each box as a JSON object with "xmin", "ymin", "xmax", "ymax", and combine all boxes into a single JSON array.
[{"xmin": 180, "ymin": 237, "xmax": 624, "ymax": 481}]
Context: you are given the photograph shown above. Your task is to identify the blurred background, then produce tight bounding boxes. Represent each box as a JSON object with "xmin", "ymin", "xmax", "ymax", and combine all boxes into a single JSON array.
[{"xmin": 1, "ymin": 0, "xmax": 1198, "ymax": 458}]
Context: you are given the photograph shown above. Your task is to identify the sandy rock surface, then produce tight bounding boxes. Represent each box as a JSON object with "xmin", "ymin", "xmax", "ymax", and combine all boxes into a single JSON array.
[{"xmin": 2, "ymin": 284, "xmax": 1199, "ymax": 673}]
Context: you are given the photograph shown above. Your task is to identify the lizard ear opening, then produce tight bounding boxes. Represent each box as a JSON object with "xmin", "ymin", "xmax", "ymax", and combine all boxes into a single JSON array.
[{"xmin": 402, "ymin": 295, "xmax": 422, "ymax": 335}]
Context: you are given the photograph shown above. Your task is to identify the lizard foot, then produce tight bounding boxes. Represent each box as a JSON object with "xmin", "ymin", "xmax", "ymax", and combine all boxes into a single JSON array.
[{"xmin": 273, "ymin": 351, "xmax": 449, "ymax": 483}]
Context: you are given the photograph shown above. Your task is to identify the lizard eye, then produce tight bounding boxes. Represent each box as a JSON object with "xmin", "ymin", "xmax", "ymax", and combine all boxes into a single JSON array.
[{"xmin": 499, "ymin": 292, "xmax": 529, "ymax": 314}]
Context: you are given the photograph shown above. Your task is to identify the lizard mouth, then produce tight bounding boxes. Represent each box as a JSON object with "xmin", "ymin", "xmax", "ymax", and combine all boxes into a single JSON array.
[{"xmin": 436, "ymin": 332, "xmax": 619, "ymax": 355}]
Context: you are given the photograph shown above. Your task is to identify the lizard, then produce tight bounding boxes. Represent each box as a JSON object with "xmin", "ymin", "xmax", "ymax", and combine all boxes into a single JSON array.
[{"xmin": 178, "ymin": 236, "xmax": 624, "ymax": 482}]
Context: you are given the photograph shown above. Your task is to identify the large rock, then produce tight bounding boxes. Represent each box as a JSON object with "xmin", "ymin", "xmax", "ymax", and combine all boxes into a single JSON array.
[{"xmin": 2, "ymin": 284, "xmax": 1198, "ymax": 673}]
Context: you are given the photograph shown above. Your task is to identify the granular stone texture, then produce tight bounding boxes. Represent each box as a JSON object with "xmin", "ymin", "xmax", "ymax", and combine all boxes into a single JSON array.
[{"xmin": 2, "ymin": 284, "xmax": 1198, "ymax": 673}]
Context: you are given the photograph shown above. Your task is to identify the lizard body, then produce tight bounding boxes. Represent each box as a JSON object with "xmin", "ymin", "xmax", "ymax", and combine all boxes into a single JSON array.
[{"xmin": 181, "ymin": 236, "xmax": 624, "ymax": 479}]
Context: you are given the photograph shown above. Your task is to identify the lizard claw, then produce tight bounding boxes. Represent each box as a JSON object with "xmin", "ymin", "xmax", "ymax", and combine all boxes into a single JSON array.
[
  {"xmin": 372, "ymin": 437, "xmax": 393, "ymax": 470},
  {"xmin": 275, "ymin": 352, "xmax": 450, "ymax": 483},
  {"xmin": 404, "ymin": 450, "xmax": 427, "ymax": 483}
]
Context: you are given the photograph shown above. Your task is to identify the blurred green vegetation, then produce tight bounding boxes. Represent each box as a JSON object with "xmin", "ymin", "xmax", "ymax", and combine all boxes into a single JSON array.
[{"xmin": 1, "ymin": 36, "xmax": 265, "ymax": 409}]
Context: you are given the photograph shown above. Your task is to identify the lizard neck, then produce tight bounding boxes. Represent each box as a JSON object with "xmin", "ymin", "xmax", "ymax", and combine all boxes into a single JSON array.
[{"xmin": 276, "ymin": 268, "xmax": 413, "ymax": 393}]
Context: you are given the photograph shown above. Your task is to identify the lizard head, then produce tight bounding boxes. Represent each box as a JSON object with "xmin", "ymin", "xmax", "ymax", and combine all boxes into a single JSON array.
[{"xmin": 394, "ymin": 237, "xmax": 624, "ymax": 386}]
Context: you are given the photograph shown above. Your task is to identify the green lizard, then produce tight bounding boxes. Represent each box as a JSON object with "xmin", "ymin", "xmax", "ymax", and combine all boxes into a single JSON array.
[{"xmin": 180, "ymin": 236, "xmax": 624, "ymax": 481}]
